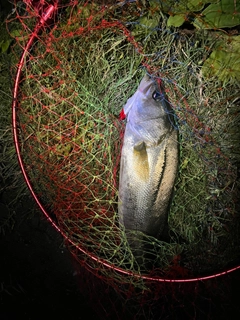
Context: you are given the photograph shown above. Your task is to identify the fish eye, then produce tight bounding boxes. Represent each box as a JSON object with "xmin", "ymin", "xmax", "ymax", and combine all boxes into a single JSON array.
[{"xmin": 152, "ymin": 90, "xmax": 162, "ymax": 100}]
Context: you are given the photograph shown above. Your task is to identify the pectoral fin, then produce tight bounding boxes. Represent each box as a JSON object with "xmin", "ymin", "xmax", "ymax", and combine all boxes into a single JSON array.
[{"xmin": 133, "ymin": 141, "xmax": 149, "ymax": 181}]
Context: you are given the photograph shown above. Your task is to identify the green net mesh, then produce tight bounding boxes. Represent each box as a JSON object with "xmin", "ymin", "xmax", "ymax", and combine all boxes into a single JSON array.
[{"xmin": 7, "ymin": 0, "xmax": 240, "ymax": 316}]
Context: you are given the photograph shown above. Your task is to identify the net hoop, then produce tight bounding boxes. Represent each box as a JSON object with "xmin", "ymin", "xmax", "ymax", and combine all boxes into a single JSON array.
[{"xmin": 12, "ymin": 1, "xmax": 240, "ymax": 283}]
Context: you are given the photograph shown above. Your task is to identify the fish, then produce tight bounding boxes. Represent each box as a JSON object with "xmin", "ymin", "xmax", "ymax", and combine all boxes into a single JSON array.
[{"xmin": 118, "ymin": 74, "xmax": 178, "ymax": 264}]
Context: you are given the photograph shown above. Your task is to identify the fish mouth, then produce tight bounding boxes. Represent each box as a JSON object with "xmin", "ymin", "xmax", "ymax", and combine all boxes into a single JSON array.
[{"xmin": 139, "ymin": 75, "xmax": 155, "ymax": 96}]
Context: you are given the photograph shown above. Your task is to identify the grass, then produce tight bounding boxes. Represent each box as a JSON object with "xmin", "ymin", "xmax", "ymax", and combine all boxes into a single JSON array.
[{"xmin": 0, "ymin": 15, "xmax": 33, "ymax": 235}]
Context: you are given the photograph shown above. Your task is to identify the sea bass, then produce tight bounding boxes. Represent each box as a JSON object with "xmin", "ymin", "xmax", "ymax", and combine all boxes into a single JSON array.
[{"xmin": 118, "ymin": 75, "xmax": 178, "ymax": 257}]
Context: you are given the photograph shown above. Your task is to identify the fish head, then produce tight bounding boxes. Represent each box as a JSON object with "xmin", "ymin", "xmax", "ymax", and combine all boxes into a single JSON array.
[
  {"xmin": 123, "ymin": 75, "xmax": 170, "ymax": 122},
  {"xmin": 122, "ymin": 75, "xmax": 175, "ymax": 146},
  {"xmin": 137, "ymin": 75, "xmax": 168, "ymax": 113},
  {"xmin": 123, "ymin": 75, "xmax": 155, "ymax": 115}
]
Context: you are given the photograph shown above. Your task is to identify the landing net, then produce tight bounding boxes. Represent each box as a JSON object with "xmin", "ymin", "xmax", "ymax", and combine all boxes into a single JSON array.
[{"xmin": 8, "ymin": 0, "xmax": 240, "ymax": 311}]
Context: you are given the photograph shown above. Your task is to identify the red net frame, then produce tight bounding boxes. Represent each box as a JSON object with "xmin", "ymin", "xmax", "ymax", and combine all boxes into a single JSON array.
[{"xmin": 11, "ymin": 0, "xmax": 240, "ymax": 289}]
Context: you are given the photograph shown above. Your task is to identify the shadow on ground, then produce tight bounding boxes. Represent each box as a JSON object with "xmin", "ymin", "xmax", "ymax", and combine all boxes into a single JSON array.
[{"xmin": 0, "ymin": 189, "xmax": 98, "ymax": 320}]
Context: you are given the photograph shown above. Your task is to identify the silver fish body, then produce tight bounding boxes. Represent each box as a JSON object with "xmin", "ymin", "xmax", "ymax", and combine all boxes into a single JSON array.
[{"xmin": 118, "ymin": 75, "xmax": 178, "ymax": 251}]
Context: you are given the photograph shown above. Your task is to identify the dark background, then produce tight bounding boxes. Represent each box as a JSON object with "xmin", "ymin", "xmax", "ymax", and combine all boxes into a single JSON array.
[{"xmin": 0, "ymin": 193, "xmax": 99, "ymax": 320}]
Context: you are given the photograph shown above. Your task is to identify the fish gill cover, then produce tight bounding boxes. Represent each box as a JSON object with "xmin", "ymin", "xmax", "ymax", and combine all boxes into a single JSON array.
[{"xmin": 7, "ymin": 0, "xmax": 240, "ymax": 317}]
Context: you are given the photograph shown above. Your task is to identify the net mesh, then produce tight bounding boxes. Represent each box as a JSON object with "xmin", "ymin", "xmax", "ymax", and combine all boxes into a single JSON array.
[{"xmin": 7, "ymin": 0, "xmax": 240, "ymax": 315}]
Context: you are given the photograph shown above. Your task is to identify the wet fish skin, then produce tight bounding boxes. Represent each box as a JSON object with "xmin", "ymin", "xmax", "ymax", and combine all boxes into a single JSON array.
[{"xmin": 118, "ymin": 75, "xmax": 178, "ymax": 246}]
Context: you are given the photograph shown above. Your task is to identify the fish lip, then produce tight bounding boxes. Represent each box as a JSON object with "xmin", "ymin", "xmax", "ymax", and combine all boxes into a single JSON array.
[{"xmin": 139, "ymin": 76, "xmax": 155, "ymax": 96}]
